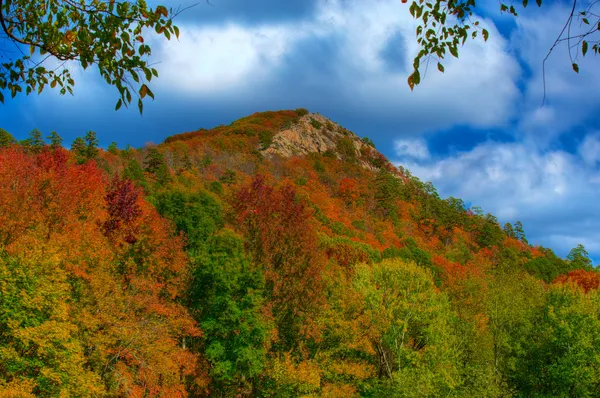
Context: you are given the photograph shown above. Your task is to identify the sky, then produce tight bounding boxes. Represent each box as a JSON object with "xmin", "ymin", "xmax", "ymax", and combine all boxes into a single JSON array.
[{"xmin": 1, "ymin": 0, "xmax": 599, "ymax": 263}]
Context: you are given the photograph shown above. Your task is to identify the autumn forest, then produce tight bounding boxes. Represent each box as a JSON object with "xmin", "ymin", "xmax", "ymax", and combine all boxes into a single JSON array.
[{"xmin": 1, "ymin": 109, "xmax": 599, "ymax": 397}]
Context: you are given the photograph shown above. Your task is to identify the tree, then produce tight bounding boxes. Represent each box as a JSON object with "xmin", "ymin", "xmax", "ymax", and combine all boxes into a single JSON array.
[
  {"xmin": 21, "ymin": 128, "xmax": 44, "ymax": 152},
  {"xmin": 70, "ymin": 136, "xmax": 86, "ymax": 163},
  {"xmin": 47, "ymin": 131, "xmax": 62, "ymax": 148},
  {"xmin": 567, "ymin": 244, "xmax": 593, "ymax": 270},
  {"xmin": 503, "ymin": 223, "xmax": 515, "ymax": 238},
  {"xmin": 404, "ymin": 0, "xmax": 599, "ymax": 91},
  {"xmin": 0, "ymin": 128, "xmax": 16, "ymax": 147},
  {"xmin": 188, "ymin": 229, "xmax": 269, "ymax": 396},
  {"xmin": 513, "ymin": 221, "xmax": 527, "ymax": 244},
  {"xmin": 84, "ymin": 130, "xmax": 99, "ymax": 159},
  {"xmin": 107, "ymin": 141, "xmax": 119, "ymax": 155},
  {"xmin": 0, "ymin": 0, "xmax": 180, "ymax": 112}
]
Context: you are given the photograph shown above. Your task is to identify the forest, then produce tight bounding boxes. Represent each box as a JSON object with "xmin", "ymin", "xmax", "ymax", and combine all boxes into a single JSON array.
[{"xmin": 1, "ymin": 109, "xmax": 599, "ymax": 397}]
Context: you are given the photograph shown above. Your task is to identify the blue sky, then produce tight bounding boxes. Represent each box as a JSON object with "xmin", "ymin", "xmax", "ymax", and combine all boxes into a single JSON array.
[{"xmin": 1, "ymin": 0, "xmax": 599, "ymax": 263}]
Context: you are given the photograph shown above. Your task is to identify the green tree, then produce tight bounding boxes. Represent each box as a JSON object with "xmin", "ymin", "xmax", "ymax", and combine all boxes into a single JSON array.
[
  {"xmin": 47, "ymin": 131, "xmax": 62, "ymax": 149},
  {"xmin": 503, "ymin": 222, "xmax": 515, "ymax": 238},
  {"xmin": 144, "ymin": 147, "xmax": 170, "ymax": 184},
  {"xmin": 513, "ymin": 221, "xmax": 527, "ymax": 244},
  {"xmin": 0, "ymin": 128, "xmax": 16, "ymax": 147},
  {"xmin": 567, "ymin": 244, "xmax": 593, "ymax": 270},
  {"xmin": 21, "ymin": 128, "xmax": 44, "ymax": 152},
  {"xmin": 84, "ymin": 130, "xmax": 98, "ymax": 159},
  {"xmin": 188, "ymin": 229, "xmax": 269, "ymax": 395},
  {"xmin": 0, "ymin": 0, "xmax": 180, "ymax": 112},
  {"xmin": 107, "ymin": 142, "xmax": 119, "ymax": 155},
  {"xmin": 70, "ymin": 136, "xmax": 86, "ymax": 163},
  {"xmin": 404, "ymin": 1, "xmax": 598, "ymax": 90},
  {"xmin": 352, "ymin": 259, "xmax": 468, "ymax": 396},
  {"xmin": 513, "ymin": 284, "xmax": 600, "ymax": 396}
]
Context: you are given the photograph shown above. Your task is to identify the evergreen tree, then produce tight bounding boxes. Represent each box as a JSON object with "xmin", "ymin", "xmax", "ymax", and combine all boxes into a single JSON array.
[
  {"xmin": 0, "ymin": 128, "xmax": 16, "ymax": 147},
  {"xmin": 47, "ymin": 131, "xmax": 63, "ymax": 149},
  {"xmin": 22, "ymin": 129, "xmax": 45, "ymax": 152},
  {"xmin": 503, "ymin": 222, "xmax": 515, "ymax": 238},
  {"xmin": 514, "ymin": 221, "xmax": 528, "ymax": 243},
  {"xmin": 71, "ymin": 137, "xmax": 87, "ymax": 164},
  {"xmin": 107, "ymin": 142, "xmax": 119, "ymax": 155},
  {"xmin": 84, "ymin": 130, "xmax": 99, "ymax": 160},
  {"xmin": 567, "ymin": 244, "xmax": 593, "ymax": 270}
]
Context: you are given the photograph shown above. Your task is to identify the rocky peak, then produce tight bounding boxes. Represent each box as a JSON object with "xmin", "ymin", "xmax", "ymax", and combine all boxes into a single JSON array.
[{"xmin": 261, "ymin": 113, "xmax": 379, "ymax": 170}]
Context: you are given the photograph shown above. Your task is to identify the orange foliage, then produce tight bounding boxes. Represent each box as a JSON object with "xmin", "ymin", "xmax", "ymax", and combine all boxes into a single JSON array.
[
  {"xmin": 0, "ymin": 147, "xmax": 205, "ymax": 395},
  {"xmin": 553, "ymin": 269, "xmax": 600, "ymax": 293}
]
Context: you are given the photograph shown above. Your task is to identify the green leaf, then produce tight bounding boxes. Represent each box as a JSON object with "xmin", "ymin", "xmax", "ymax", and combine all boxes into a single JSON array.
[
  {"xmin": 0, "ymin": 91, "xmax": 4, "ymax": 104},
  {"xmin": 572, "ymin": 63, "xmax": 579, "ymax": 73},
  {"xmin": 138, "ymin": 98, "xmax": 143, "ymax": 114},
  {"xmin": 536, "ymin": 0, "xmax": 542, "ymax": 6},
  {"xmin": 482, "ymin": 29, "xmax": 489, "ymax": 42},
  {"xmin": 115, "ymin": 99, "xmax": 123, "ymax": 111},
  {"xmin": 437, "ymin": 62, "xmax": 444, "ymax": 73},
  {"xmin": 174, "ymin": 26, "xmax": 180, "ymax": 39},
  {"xmin": 582, "ymin": 40, "xmax": 588, "ymax": 56}
]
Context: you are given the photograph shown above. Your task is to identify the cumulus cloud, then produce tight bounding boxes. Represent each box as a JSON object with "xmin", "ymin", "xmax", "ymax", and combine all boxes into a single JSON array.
[
  {"xmin": 511, "ymin": 3, "xmax": 600, "ymax": 142},
  {"xmin": 394, "ymin": 138, "xmax": 430, "ymax": 160},
  {"xmin": 394, "ymin": 137, "xmax": 600, "ymax": 259},
  {"xmin": 150, "ymin": 0, "xmax": 520, "ymax": 133}
]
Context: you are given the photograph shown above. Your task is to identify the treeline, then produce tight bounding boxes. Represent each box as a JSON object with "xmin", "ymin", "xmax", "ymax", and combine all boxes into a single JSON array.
[{"xmin": 1, "ymin": 111, "xmax": 599, "ymax": 397}]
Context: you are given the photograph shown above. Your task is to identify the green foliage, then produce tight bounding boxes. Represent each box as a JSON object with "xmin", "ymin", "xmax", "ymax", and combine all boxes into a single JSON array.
[
  {"xmin": 258, "ymin": 130, "xmax": 274, "ymax": 150},
  {"xmin": 0, "ymin": 0, "xmax": 179, "ymax": 112},
  {"xmin": 220, "ymin": 169, "xmax": 237, "ymax": 185},
  {"xmin": 107, "ymin": 142, "xmax": 119, "ymax": 155},
  {"xmin": 295, "ymin": 108, "xmax": 309, "ymax": 116},
  {"xmin": 336, "ymin": 137, "xmax": 357, "ymax": 163},
  {"xmin": 21, "ymin": 129, "xmax": 45, "ymax": 152},
  {"xmin": 353, "ymin": 259, "xmax": 465, "ymax": 396},
  {"xmin": 152, "ymin": 190, "xmax": 223, "ymax": 251},
  {"xmin": 0, "ymin": 128, "xmax": 16, "ymax": 147},
  {"xmin": 523, "ymin": 248, "xmax": 572, "ymax": 283},
  {"xmin": 47, "ymin": 131, "xmax": 62, "ymax": 148},
  {"xmin": 144, "ymin": 147, "xmax": 170, "ymax": 184},
  {"xmin": 511, "ymin": 285, "xmax": 600, "ymax": 396},
  {"xmin": 405, "ymin": 1, "xmax": 598, "ymax": 90},
  {"xmin": 374, "ymin": 170, "xmax": 403, "ymax": 220},
  {"xmin": 361, "ymin": 136, "xmax": 375, "ymax": 148},
  {"xmin": 567, "ymin": 244, "xmax": 593, "ymax": 270},
  {"xmin": 310, "ymin": 117, "xmax": 322, "ymax": 130},
  {"xmin": 188, "ymin": 229, "xmax": 269, "ymax": 394},
  {"xmin": 70, "ymin": 137, "xmax": 87, "ymax": 163}
]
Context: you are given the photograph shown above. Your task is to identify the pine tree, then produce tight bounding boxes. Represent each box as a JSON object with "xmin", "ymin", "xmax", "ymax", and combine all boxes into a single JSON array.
[
  {"xmin": 47, "ymin": 131, "xmax": 63, "ymax": 148},
  {"xmin": 514, "ymin": 221, "xmax": 528, "ymax": 244},
  {"xmin": 84, "ymin": 130, "xmax": 99, "ymax": 160},
  {"xmin": 0, "ymin": 128, "xmax": 16, "ymax": 147}
]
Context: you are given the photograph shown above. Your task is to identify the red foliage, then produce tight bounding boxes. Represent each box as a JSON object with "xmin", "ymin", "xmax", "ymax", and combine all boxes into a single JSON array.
[
  {"xmin": 233, "ymin": 175, "xmax": 326, "ymax": 334},
  {"xmin": 103, "ymin": 176, "xmax": 143, "ymax": 242},
  {"xmin": 553, "ymin": 269, "xmax": 600, "ymax": 293}
]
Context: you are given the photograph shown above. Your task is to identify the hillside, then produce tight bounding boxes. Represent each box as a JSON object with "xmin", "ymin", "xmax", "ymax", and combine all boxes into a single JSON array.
[{"xmin": 0, "ymin": 109, "xmax": 599, "ymax": 397}]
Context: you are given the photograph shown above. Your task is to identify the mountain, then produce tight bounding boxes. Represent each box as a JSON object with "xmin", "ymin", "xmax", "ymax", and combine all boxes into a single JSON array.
[{"xmin": 0, "ymin": 109, "xmax": 599, "ymax": 397}]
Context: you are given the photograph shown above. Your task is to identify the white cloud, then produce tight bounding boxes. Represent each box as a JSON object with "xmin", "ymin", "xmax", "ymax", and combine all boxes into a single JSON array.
[
  {"xmin": 149, "ymin": 0, "xmax": 520, "ymax": 133},
  {"xmin": 511, "ymin": 3, "xmax": 600, "ymax": 142},
  {"xmin": 394, "ymin": 138, "xmax": 430, "ymax": 160},
  {"xmin": 394, "ymin": 138, "xmax": 600, "ymax": 258},
  {"xmin": 579, "ymin": 132, "xmax": 600, "ymax": 167}
]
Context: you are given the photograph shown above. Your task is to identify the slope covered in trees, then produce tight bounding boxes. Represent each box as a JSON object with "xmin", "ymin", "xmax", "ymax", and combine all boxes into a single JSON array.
[{"xmin": 1, "ymin": 109, "xmax": 599, "ymax": 397}]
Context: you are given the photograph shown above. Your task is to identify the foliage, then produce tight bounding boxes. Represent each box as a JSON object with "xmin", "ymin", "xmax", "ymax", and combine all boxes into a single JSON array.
[
  {"xmin": 0, "ymin": 110, "xmax": 593, "ymax": 397},
  {"xmin": 404, "ymin": 0, "xmax": 599, "ymax": 90},
  {"xmin": 0, "ymin": 128, "xmax": 16, "ymax": 147},
  {"xmin": 0, "ymin": 0, "xmax": 180, "ymax": 112}
]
